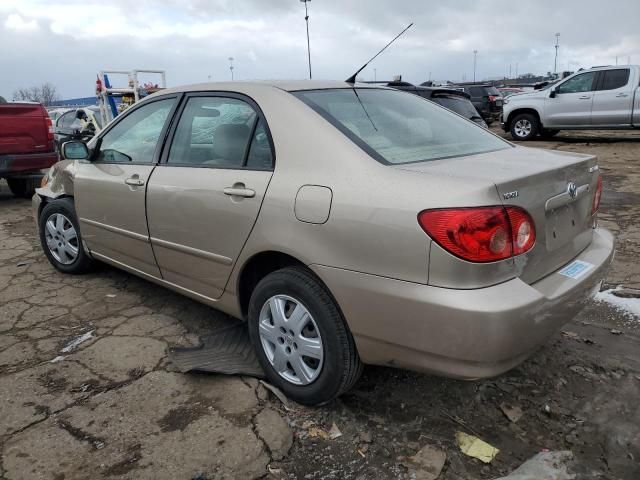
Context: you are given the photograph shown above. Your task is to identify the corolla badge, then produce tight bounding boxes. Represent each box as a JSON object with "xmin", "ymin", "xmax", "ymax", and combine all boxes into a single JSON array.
[{"xmin": 567, "ymin": 181, "xmax": 578, "ymax": 199}]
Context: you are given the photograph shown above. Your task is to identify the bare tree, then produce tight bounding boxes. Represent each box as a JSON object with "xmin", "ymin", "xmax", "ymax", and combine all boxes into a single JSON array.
[{"xmin": 12, "ymin": 82, "xmax": 60, "ymax": 106}]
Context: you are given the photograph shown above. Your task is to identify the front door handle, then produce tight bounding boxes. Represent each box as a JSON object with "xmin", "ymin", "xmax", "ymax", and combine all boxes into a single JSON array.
[
  {"xmin": 578, "ymin": 95, "xmax": 591, "ymax": 99},
  {"xmin": 615, "ymin": 93, "xmax": 629, "ymax": 98},
  {"xmin": 224, "ymin": 185, "xmax": 255, "ymax": 198},
  {"xmin": 125, "ymin": 175, "xmax": 145, "ymax": 187}
]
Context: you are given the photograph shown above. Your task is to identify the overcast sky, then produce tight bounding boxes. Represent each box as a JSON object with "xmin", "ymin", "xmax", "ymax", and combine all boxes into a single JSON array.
[{"xmin": 2, "ymin": 0, "xmax": 639, "ymax": 99}]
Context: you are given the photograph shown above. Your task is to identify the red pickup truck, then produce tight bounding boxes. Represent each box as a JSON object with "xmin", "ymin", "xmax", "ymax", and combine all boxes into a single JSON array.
[{"xmin": 0, "ymin": 102, "xmax": 58, "ymax": 198}]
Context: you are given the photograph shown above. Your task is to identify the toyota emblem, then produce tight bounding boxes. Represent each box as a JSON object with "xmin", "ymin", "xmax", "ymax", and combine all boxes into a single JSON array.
[{"xmin": 567, "ymin": 182, "xmax": 577, "ymax": 199}]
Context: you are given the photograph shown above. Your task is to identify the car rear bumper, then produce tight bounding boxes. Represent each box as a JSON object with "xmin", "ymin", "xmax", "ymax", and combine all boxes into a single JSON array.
[
  {"xmin": 0, "ymin": 152, "xmax": 58, "ymax": 177},
  {"xmin": 311, "ymin": 227, "xmax": 614, "ymax": 379}
]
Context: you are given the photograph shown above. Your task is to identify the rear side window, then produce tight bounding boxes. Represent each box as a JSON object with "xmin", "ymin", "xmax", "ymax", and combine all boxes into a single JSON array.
[
  {"xmin": 58, "ymin": 111, "xmax": 75, "ymax": 128},
  {"xmin": 469, "ymin": 87, "xmax": 485, "ymax": 97},
  {"xmin": 431, "ymin": 95, "xmax": 479, "ymax": 119},
  {"xmin": 599, "ymin": 69, "xmax": 630, "ymax": 91},
  {"xmin": 245, "ymin": 120, "xmax": 273, "ymax": 169},
  {"xmin": 168, "ymin": 96, "xmax": 272, "ymax": 169},
  {"xmin": 294, "ymin": 88, "xmax": 509, "ymax": 165}
]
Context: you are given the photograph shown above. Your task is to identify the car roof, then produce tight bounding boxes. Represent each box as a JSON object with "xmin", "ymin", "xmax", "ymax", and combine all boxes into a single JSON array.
[{"xmin": 159, "ymin": 80, "xmax": 385, "ymax": 96}]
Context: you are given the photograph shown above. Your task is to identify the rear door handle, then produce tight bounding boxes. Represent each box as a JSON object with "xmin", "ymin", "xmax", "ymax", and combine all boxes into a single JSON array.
[
  {"xmin": 579, "ymin": 95, "xmax": 591, "ymax": 99},
  {"xmin": 615, "ymin": 93, "xmax": 629, "ymax": 98},
  {"xmin": 125, "ymin": 175, "xmax": 145, "ymax": 187},
  {"xmin": 224, "ymin": 186, "xmax": 255, "ymax": 198}
]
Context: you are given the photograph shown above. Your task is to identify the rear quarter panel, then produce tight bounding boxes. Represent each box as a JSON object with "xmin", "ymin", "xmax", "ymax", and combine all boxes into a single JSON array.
[{"xmin": 224, "ymin": 87, "xmax": 504, "ymax": 296}]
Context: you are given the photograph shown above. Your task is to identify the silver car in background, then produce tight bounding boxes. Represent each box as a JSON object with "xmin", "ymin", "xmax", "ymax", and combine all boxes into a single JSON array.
[{"xmin": 34, "ymin": 81, "xmax": 614, "ymax": 405}]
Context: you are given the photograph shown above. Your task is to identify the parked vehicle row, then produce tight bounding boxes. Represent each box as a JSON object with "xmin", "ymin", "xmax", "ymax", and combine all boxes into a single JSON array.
[
  {"xmin": 384, "ymin": 81, "xmax": 488, "ymax": 127},
  {"xmin": 446, "ymin": 84, "xmax": 504, "ymax": 125},
  {"xmin": 35, "ymin": 80, "xmax": 613, "ymax": 405},
  {"xmin": 0, "ymin": 102, "xmax": 57, "ymax": 197},
  {"xmin": 502, "ymin": 65, "xmax": 640, "ymax": 140}
]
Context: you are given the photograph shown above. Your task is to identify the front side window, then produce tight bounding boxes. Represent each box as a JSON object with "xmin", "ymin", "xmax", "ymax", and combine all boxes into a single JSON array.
[
  {"xmin": 557, "ymin": 72, "xmax": 596, "ymax": 94},
  {"xmin": 96, "ymin": 98, "xmax": 175, "ymax": 164},
  {"xmin": 599, "ymin": 69, "xmax": 630, "ymax": 91},
  {"xmin": 294, "ymin": 88, "xmax": 509, "ymax": 165},
  {"xmin": 168, "ymin": 96, "xmax": 259, "ymax": 168}
]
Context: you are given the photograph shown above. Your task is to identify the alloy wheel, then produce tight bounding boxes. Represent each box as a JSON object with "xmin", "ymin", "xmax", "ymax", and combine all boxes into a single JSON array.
[
  {"xmin": 514, "ymin": 119, "xmax": 532, "ymax": 138},
  {"xmin": 44, "ymin": 213, "xmax": 79, "ymax": 265},
  {"xmin": 258, "ymin": 294, "xmax": 324, "ymax": 385}
]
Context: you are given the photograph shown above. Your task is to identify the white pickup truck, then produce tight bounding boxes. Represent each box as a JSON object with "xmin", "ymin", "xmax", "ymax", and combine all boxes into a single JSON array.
[{"xmin": 501, "ymin": 65, "xmax": 640, "ymax": 140}]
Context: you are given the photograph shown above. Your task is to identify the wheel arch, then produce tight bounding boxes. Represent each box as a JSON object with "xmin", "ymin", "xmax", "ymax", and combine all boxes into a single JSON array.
[
  {"xmin": 236, "ymin": 251, "xmax": 308, "ymax": 318},
  {"xmin": 507, "ymin": 108, "xmax": 543, "ymax": 130}
]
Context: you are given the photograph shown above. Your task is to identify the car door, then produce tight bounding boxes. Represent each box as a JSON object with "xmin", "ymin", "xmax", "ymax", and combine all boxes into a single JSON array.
[
  {"xmin": 591, "ymin": 68, "xmax": 633, "ymax": 126},
  {"xmin": 146, "ymin": 93, "xmax": 274, "ymax": 299},
  {"xmin": 544, "ymin": 71, "xmax": 597, "ymax": 127},
  {"xmin": 74, "ymin": 96, "xmax": 179, "ymax": 276},
  {"xmin": 55, "ymin": 111, "xmax": 76, "ymax": 146}
]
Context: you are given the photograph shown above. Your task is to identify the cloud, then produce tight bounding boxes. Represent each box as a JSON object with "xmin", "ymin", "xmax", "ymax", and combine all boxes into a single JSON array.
[
  {"xmin": 1, "ymin": 0, "xmax": 639, "ymax": 99},
  {"xmin": 5, "ymin": 13, "xmax": 38, "ymax": 31}
]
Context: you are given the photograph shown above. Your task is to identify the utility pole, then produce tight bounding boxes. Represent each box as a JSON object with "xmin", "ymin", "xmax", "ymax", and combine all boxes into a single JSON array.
[
  {"xmin": 509, "ymin": 64, "xmax": 512, "ymax": 79},
  {"xmin": 300, "ymin": 0, "xmax": 312, "ymax": 79},
  {"xmin": 473, "ymin": 50, "xmax": 478, "ymax": 83},
  {"xmin": 228, "ymin": 57, "xmax": 234, "ymax": 81},
  {"xmin": 374, "ymin": 68, "xmax": 377, "ymax": 82},
  {"xmin": 554, "ymin": 33, "xmax": 560, "ymax": 75}
]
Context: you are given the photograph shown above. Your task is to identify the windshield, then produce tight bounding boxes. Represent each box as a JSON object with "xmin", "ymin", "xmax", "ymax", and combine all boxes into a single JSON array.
[
  {"xmin": 293, "ymin": 88, "xmax": 509, "ymax": 165},
  {"xmin": 430, "ymin": 95, "xmax": 480, "ymax": 119}
]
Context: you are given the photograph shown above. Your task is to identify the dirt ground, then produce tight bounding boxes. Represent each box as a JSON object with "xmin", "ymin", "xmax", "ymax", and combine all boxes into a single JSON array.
[{"xmin": 0, "ymin": 129, "xmax": 639, "ymax": 480}]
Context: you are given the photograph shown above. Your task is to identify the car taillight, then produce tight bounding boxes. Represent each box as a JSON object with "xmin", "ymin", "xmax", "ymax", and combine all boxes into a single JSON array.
[
  {"xmin": 45, "ymin": 117, "xmax": 54, "ymax": 141},
  {"xmin": 592, "ymin": 175, "xmax": 602, "ymax": 215},
  {"xmin": 488, "ymin": 95, "xmax": 500, "ymax": 102},
  {"xmin": 417, "ymin": 206, "xmax": 535, "ymax": 263}
]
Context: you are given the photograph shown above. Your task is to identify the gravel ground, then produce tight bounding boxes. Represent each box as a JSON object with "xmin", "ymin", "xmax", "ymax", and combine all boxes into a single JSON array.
[{"xmin": 0, "ymin": 129, "xmax": 639, "ymax": 479}]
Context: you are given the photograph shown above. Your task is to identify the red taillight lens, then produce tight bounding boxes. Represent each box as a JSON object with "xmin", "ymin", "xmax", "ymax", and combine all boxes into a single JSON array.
[
  {"xmin": 45, "ymin": 117, "xmax": 54, "ymax": 141},
  {"xmin": 418, "ymin": 206, "xmax": 535, "ymax": 263},
  {"xmin": 488, "ymin": 95, "xmax": 499, "ymax": 102},
  {"xmin": 591, "ymin": 175, "xmax": 602, "ymax": 215}
]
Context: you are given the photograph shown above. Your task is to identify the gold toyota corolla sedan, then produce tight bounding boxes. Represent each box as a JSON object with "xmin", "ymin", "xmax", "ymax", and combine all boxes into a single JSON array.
[{"xmin": 33, "ymin": 81, "xmax": 614, "ymax": 405}]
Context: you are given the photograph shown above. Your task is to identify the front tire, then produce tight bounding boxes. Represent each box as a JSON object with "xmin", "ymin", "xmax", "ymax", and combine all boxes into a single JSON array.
[
  {"xmin": 509, "ymin": 113, "xmax": 539, "ymax": 141},
  {"xmin": 39, "ymin": 198, "xmax": 94, "ymax": 274},
  {"xmin": 7, "ymin": 177, "xmax": 40, "ymax": 198},
  {"xmin": 248, "ymin": 267, "xmax": 362, "ymax": 405}
]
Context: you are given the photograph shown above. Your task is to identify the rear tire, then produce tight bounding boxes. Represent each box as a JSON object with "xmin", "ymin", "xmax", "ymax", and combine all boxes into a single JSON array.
[
  {"xmin": 7, "ymin": 177, "xmax": 40, "ymax": 198},
  {"xmin": 509, "ymin": 113, "xmax": 539, "ymax": 141},
  {"xmin": 248, "ymin": 266, "xmax": 362, "ymax": 406},
  {"xmin": 39, "ymin": 198, "xmax": 94, "ymax": 274}
]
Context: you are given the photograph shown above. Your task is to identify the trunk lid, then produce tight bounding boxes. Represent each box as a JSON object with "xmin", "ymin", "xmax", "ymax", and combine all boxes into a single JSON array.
[{"xmin": 396, "ymin": 145, "xmax": 599, "ymax": 284}]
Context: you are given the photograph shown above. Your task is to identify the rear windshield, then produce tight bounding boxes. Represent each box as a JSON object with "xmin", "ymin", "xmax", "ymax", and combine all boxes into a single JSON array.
[
  {"xmin": 430, "ymin": 95, "xmax": 480, "ymax": 119},
  {"xmin": 293, "ymin": 88, "xmax": 509, "ymax": 165}
]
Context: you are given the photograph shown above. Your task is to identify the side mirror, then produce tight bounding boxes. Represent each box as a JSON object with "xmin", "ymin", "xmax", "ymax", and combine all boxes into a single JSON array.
[
  {"xmin": 549, "ymin": 87, "xmax": 558, "ymax": 98},
  {"xmin": 61, "ymin": 141, "xmax": 89, "ymax": 160}
]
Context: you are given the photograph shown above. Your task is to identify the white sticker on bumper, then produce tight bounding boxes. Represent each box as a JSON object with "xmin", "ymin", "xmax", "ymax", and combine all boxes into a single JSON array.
[{"xmin": 558, "ymin": 260, "xmax": 595, "ymax": 279}]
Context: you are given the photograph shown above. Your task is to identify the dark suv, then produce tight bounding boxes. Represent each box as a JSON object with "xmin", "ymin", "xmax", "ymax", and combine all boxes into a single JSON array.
[
  {"xmin": 385, "ymin": 82, "xmax": 488, "ymax": 128},
  {"xmin": 447, "ymin": 84, "xmax": 503, "ymax": 125}
]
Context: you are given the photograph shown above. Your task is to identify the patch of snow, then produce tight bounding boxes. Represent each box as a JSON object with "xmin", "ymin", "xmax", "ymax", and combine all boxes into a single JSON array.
[
  {"xmin": 593, "ymin": 287, "xmax": 640, "ymax": 321},
  {"xmin": 50, "ymin": 355, "xmax": 65, "ymax": 363},
  {"xmin": 61, "ymin": 330, "xmax": 95, "ymax": 353}
]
